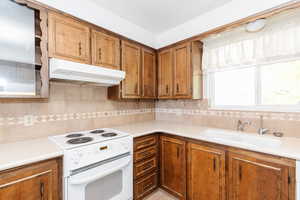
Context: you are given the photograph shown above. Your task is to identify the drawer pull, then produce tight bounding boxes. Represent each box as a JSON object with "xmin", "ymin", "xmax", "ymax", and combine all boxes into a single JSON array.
[
  {"xmin": 137, "ymin": 138, "xmax": 155, "ymax": 149},
  {"xmin": 140, "ymin": 151, "xmax": 152, "ymax": 157},
  {"xmin": 143, "ymin": 181, "xmax": 154, "ymax": 191},
  {"xmin": 98, "ymin": 48, "xmax": 102, "ymax": 60},
  {"xmin": 142, "ymin": 163, "xmax": 153, "ymax": 171},
  {"xmin": 79, "ymin": 42, "xmax": 82, "ymax": 56}
]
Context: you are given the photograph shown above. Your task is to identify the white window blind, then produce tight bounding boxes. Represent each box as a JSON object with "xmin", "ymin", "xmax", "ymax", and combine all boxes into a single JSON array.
[{"xmin": 203, "ymin": 9, "xmax": 300, "ymax": 111}]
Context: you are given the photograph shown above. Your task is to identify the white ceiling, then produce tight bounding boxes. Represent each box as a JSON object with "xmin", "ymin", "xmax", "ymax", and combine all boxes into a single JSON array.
[{"xmin": 92, "ymin": 0, "xmax": 232, "ymax": 34}]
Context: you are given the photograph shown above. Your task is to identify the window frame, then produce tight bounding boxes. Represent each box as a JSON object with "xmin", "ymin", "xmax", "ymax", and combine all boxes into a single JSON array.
[{"xmin": 206, "ymin": 61, "xmax": 300, "ymax": 113}]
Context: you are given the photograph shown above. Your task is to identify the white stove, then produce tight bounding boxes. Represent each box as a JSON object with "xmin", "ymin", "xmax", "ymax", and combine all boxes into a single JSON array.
[{"xmin": 50, "ymin": 128, "xmax": 133, "ymax": 200}]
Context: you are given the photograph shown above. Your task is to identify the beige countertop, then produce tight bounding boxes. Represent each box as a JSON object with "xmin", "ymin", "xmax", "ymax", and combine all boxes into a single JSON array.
[
  {"xmin": 112, "ymin": 121, "xmax": 300, "ymax": 161},
  {"xmin": 1, "ymin": 120, "xmax": 300, "ymax": 172},
  {"xmin": 0, "ymin": 138, "xmax": 63, "ymax": 171}
]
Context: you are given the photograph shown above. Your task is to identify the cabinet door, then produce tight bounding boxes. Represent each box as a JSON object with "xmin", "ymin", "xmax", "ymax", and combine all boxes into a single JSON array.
[
  {"xmin": 141, "ymin": 49, "xmax": 156, "ymax": 98},
  {"xmin": 0, "ymin": 158, "xmax": 60, "ymax": 200},
  {"xmin": 48, "ymin": 12, "xmax": 90, "ymax": 64},
  {"xmin": 158, "ymin": 49, "xmax": 173, "ymax": 98},
  {"xmin": 173, "ymin": 43, "xmax": 192, "ymax": 98},
  {"xmin": 121, "ymin": 41, "xmax": 141, "ymax": 98},
  {"xmin": 228, "ymin": 152, "xmax": 291, "ymax": 200},
  {"xmin": 91, "ymin": 30, "xmax": 120, "ymax": 70},
  {"xmin": 160, "ymin": 136, "xmax": 186, "ymax": 199},
  {"xmin": 187, "ymin": 143, "xmax": 226, "ymax": 200}
]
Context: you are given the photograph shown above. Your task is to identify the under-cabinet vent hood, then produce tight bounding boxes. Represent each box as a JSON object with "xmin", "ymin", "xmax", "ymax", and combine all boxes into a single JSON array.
[{"xmin": 49, "ymin": 58, "xmax": 125, "ymax": 86}]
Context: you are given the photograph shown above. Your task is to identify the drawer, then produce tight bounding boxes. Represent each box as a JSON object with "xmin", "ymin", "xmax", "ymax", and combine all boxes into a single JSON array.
[
  {"xmin": 134, "ymin": 135, "xmax": 157, "ymax": 151},
  {"xmin": 134, "ymin": 146, "xmax": 157, "ymax": 163},
  {"xmin": 134, "ymin": 157, "xmax": 157, "ymax": 179},
  {"xmin": 134, "ymin": 172, "xmax": 158, "ymax": 200}
]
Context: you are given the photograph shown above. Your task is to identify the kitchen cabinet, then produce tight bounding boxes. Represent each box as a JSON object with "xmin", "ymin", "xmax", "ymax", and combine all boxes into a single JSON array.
[
  {"xmin": 133, "ymin": 135, "xmax": 158, "ymax": 200},
  {"xmin": 160, "ymin": 136, "xmax": 186, "ymax": 200},
  {"xmin": 91, "ymin": 30, "xmax": 120, "ymax": 70},
  {"xmin": 187, "ymin": 142, "xmax": 226, "ymax": 200},
  {"xmin": 0, "ymin": 158, "xmax": 61, "ymax": 200},
  {"xmin": 158, "ymin": 49, "xmax": 173, "ymax": 98},
  {"xmin": 228, "ymin": 151, "xmax": 293, "ymax": 200},
  {"xmin": 48, "ymin": 12, "xmax": 90, "ymax": 64},
  {"xmin": 121, "ymin": 41, "xmax": 141, "ymax": 98},
  {"xmin": 158, "ymin": 42, "xmax": 198, "ymax": 99},
  {"xmin": 173, "ymin": 43, "xmax": 192, "ymax": 98},
  {"xmin": 141, "ymin": 49, "xmax": 156, "ymax": 98}
]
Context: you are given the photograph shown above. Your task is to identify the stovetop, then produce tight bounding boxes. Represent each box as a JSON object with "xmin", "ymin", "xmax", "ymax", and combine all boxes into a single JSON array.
[{"xmin": 49, "ymin": 128, "xmax": 129, "ymax": 150}]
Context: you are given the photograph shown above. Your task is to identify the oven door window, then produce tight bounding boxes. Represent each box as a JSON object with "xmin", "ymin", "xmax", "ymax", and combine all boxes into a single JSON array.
[{"xmin": 85, "ymin": 170, "xmax": 123, "ymax": 200}]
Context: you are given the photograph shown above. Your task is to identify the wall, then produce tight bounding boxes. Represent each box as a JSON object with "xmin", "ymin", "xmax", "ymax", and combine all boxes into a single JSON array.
[
  {"xmin": 35, "ymin": 0, "xmax": 156, "ymax": 48},
  {"xmin": 0, "ymin": 82, "xmax": 155, "ymax": 143},
  {"xmin": 156, "ymin": 99, "xmax": 300, "ymax": 138},
  {"xmin": 155, "ymin": 0, "xmax": 295, "ymax": 48}
]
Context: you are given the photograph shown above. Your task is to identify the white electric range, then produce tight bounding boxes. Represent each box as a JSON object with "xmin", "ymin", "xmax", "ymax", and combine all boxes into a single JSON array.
[{"xmin": 50, "ymin": 128, "xmax": 133, "ymax": 200}]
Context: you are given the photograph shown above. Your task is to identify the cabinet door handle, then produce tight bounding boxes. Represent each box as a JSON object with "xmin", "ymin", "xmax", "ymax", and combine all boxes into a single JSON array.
[
  {"xmin": 142, "ymin": 163, "xmax": 153, "ymax": 171},
  {"xmin": 135, "ymin": 83, "xmax": 138, "ymax": 94},
  {"xmin": 213, "ymin": 157, "xmax": 216, "ymax": 172},
  {"xmin": 166, "ymin": 85, "xmax": 169, "ymax": 94},
  {"xmin": 239, "ymin": 165, "xmax": 242, "ymax": 181},
  {"xmin": 176, "ymin": 83, "xmax": 179, "ymax": 93},
  {"xmin": 176, "ymin": 146, "xmax": 180, "ymax": 159},
  {"xmin": 40, "ymin": 182, "xmax": 44, "ymax": 200},
  {"xmin": 98, "ymin": 48, "xmax": 102, "ymax": 60},
  {"xmin": 79, "ymin": 42, "xmax": 82, "ymax": 56}
]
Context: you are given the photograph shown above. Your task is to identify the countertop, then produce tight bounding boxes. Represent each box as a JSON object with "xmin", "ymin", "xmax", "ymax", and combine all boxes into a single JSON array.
[
  {"xmin": 112, "ymin": 121, "xmax": 300, "ymax": 161},
  {"xmin": 0, "ymin": 138, "xmax": 63, "ymax": 171},
  {"xmin": 1, "ymin": 120, "xmax": 300, "ymax": 172}
]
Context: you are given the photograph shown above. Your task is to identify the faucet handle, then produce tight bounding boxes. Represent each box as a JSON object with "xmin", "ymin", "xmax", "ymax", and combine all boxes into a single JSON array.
[{"xmin": 273, "ymin": 132, "xmax": 284, "ymax": 137}]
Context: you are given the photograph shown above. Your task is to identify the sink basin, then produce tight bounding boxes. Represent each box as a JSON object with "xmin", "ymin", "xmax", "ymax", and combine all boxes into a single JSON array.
[{"xmin": 201, "ymin": 130, "xmax": 282, "ymax": 148}]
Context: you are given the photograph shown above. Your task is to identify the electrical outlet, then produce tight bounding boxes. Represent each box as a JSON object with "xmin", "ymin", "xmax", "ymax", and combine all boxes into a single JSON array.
[{"xmin": 24, "ymin": 115, "xmax": 35, "ymax": 126}]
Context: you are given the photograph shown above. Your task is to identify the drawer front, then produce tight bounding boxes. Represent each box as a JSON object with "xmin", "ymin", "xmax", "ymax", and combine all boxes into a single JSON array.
[
  {"xmin": 134, "ymin": 157, "xmax": 157, "ymax": 179},
  {"xmin": 134, "ymin": 146, "xmax": 157, "ymax": 163},
  {"xmin": 134, "ymin": 172, "xmax": 158, "ymax": 200},
  {"xmin": 134, "ymin": 135, "xmax": 157, "ymax": 151}
]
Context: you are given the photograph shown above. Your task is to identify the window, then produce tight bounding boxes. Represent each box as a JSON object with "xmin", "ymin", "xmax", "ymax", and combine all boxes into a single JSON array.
[{"xmin": 208, "ymin": 59, "xmax": 300, "ymax": 111}]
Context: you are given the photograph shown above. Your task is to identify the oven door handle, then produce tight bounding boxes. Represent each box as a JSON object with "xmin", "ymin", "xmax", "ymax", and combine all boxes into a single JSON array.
[{"xmin": 69, "ymin": 158, "xmax": 131, "ymax": 185}]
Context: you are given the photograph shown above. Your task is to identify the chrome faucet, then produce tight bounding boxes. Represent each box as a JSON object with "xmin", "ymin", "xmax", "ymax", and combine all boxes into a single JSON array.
[
  {"xmin": 237, "ymin": 120, "xmax": 251, "ymax": 132},
  {"xmin": 258, "ymin": 115, "xmax": 269, "ymax": 135}
]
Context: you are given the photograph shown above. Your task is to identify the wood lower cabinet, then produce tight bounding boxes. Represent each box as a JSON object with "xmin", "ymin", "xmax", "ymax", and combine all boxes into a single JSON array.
[
  {"xmin": 48, "ymin": 12, "xmax": 90, "ymax": 64},
  {"xmin": 141, "ymin": 49, "xmax": 156, "ymax": 98},
  {"xmin": 160, "ymin": 136, "xmax": 186, "ymax": 200},
  {"xmin": 158, "ymin": 49, "xmax": 173, "ymax": 98},
  {"xmin": 0, "ymin": 158, "xmax": 61, "ymax": 200},
  {"xmin": 187, "ymin": 142, "xmax": 226, "ymax": 200},
  {"xmin": 134, "ymin": 135, "xmax": 158, "ymax": 200},
  {"xmin": 228, "ymin": 151, "xmax": 294, "ymax": 200},
  {"xmin": 173, "ymin": 43, "xmax": 192, "ymax": 98},
  {"xmin": 91, "ymin": 30, "xmax": 120, "ymax": 70}
]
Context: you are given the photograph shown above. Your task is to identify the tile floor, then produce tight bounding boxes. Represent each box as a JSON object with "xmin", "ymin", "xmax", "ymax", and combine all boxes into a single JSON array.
[{"xmin": 144, "ymin": 189, "xmax": 178, "ymax": 200}]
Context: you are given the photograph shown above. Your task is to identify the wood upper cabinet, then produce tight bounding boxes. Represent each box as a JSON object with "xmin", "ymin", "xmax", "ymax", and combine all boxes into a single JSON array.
[
  {"xmin": 0, "ymin": 158, "xmax": 61, "ymax": 200},
  {"xmin": 121, "ymin": 41, "xmax": 141, "ymax": 98},
  {"xmin": 141, "ymin": 49, "xmax": 156, "ymax": 98},
  {"xmin": 160, "ymin": 136, "xmax": 186, "ymax": 200},
  {"xmin": 91, "ymin": 30, "xmax": 120, "ymax": 70},
  {"xmin": 228, "ymin": 151, "xmax": 293, "ymax": 200},
  {"xmin": 187, "ymin": 143, "xmax": 226, "ymax": 200},
  {"xmin": 158, "ymin": 49, "xmax": 173, "ymax": 98},
  {"xmin": 173, "ymin": 43, "xmax": 192, "ymax": 98},
  {"xmin": 48, "ymin": 12, "xmax": 90, "ymax": 64}
]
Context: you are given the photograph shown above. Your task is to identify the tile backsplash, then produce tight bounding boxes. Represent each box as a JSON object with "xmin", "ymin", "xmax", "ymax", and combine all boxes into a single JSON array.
[
  {"xmin": 1, "ymin": 83, "xmax": 300, "ymax": 143},
  {"xmin": 156, "ymin": 100, "xmax": 300, "ymax": 138},
  {"xmin": 0, "ymin": 82, "xmax": 155, "ymax": 143}
]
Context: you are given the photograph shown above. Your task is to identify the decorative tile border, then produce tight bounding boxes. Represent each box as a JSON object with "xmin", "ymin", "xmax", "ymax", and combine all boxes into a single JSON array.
[
  {"xmin": 155, "ymin": 108, "xmax": 300, "ymax": 121},
  {"xmin": 0, "ymin": 108, "xmax": 155, "ymax": 127}
]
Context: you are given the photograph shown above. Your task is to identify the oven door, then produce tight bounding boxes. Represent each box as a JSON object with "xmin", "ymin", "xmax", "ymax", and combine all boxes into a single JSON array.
[{"xmin": 66, "ymin": 154, "xmax": 133, "ymax": 200}]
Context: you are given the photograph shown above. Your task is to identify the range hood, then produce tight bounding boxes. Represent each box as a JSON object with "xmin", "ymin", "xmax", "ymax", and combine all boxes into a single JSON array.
[{"xmin": 49, "ymin": 58, "xmax": 125, "ymax": 86}]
